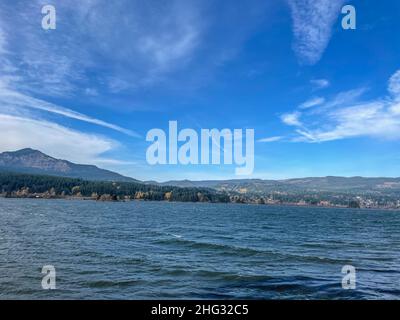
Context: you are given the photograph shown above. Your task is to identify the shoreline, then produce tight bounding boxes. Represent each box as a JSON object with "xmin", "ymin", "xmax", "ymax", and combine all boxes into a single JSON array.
[{"xmin": 1, "ymin": 194, "xmax": 399, "ymax": 211}]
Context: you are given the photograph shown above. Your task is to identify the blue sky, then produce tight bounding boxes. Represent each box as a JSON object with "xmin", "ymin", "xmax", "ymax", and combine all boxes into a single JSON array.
[{"xmin": 0, "ymin": 0, "xmax": 400, "ymax": 181}]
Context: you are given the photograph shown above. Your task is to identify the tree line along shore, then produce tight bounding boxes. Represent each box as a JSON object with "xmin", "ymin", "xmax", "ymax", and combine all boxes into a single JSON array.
[
  {"xmin": 0, "ymin": 172, "xmax": 229, "ymax": 203},
  {"xmin": 1, "ymin": 172, "xmax": 400, "ymax": 209}
]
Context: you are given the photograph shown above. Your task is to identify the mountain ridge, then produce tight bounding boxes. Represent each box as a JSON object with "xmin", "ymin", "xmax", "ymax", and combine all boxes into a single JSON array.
[
  {"xmin": 150, "ymin": 176, "xmax": 400, "ymax": 194},
  {"xmin": 0, "ymin": 148, "xmax": 138, "ymax": 182},
  {"xmin": 2, "ymin": 149, "xmax": 400, "ymax": 194}
]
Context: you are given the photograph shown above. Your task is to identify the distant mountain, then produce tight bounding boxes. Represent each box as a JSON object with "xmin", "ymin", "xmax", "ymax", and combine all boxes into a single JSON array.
[
  {"xmin": 2, "ymin": 149, "xmax": 400, "ymax": 195},
  {"xmin": 156, "ymin": 176, "xmax": 400, "ymax": 194},
  {"xmin": 0, "ymin": 148, "xmax": 138, "ymax": 182}
]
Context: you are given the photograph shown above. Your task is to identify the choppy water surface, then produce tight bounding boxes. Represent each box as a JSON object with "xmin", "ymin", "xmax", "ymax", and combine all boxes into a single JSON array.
[{"xmin": 0, "ymin": 198, "xmax": 399, "ymax": 299}]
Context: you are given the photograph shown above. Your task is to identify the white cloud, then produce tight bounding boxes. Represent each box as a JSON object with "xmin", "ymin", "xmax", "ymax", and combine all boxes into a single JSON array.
[
  {"xmin": 309, "ymin": 88, "xmax": 367, "ymax": 114},
  {"xmin": 92, "ymin": 159, "xmax": 137, "ymax": 166},
  {"xmin": 0, "ymin": 0, "xmax": 204, "ymax": 96},
  {"xmin": 281, "ymin": 112, "xmax": 302, "ymax": 126},
  {"xmin": 107, "ymin": 78, "xmax": 131, "ymax": 94},
  {"xmin": 296, "ymin": 102, "xmax": 389, "ymax": 142},
  {"xmin": 288, "ymin": 0, "xmax": 345, "ymax": 64},
  {"xmin": 389, "ymin": 70, "xmax": 400, "ymax": 100},
  {"xmin": 299, "ymin": 97, "xmax": 325, "ymax": 109},
  {"xmin": 283, "ymin": 70, "xmax": 400, "ymax": 142},
  {"xmin": 0, "ymin": 114, "xmax": 117, "ymax": 164},
  {"xmin": 258, "ymin": 136, "xmax": 283, "ymax": 143},
  {"xmin": 389, "ymin": 102, "xmax": 400, "ymax": 114},
  {"xmin": 0, "ymin": 0, "xmax": 271, "ymax": 98},
  {"xmin": 85, "ymin": 88, "xmax": 98, "ymax": 96},
  {"xmin": 138, "ymin": 23, "xmax": 199, "ymax": 72},
  {"xmin": 0, "ymin": 26, "xmax": 6, "ymax": 54},
  {"xmin": 0, "ymin": 86, "xmax": 140, "ymax": 137},
  {"xmin": 311, "ymin": 79, "xmax": 330, "ymax": 89}
]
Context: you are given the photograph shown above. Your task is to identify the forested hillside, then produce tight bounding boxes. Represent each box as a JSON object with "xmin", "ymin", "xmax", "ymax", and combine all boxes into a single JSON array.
[{"xmin": 0, "ymin": 172, "xmax": 230, "ymax": 203}]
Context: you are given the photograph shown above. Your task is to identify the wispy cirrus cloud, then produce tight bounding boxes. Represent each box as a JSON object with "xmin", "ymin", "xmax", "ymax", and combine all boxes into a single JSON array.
[
  {"xmin": 0, "ymin": 1, "xmax": 141, "ymax": 153},
  {"xmin": 1, "ymin": 0, "xmax": 274, "ymax": 98},
  {"xmin": 0, "ymin": 85, "xmax": 140, "ymax": 138},
  {"xmin": 293, "ymin": 101, "xmax": 399, "ymax": 142},
  {"xmin": 0, "ymin": 0, "xmax": 204, "ymax": 96},
  {"xmin": 281, "ymin": 70, "xmax": 400, "ymax": 142},
  {"xmin": 258, "ymin": 136, "xmax": 284, "ymax": 143},
  {"xmin": 311, "ymin": 78, "xmax": 330, "ymax": 90},
  {"xmin": 0, "ymin": 113, "xmax": 118, "ymax": 164},
  {"xmin": 0, "ymin": 27, "xmax": 6, "ymax": 54},
  {"xmin": 308, "ymin": 88, "xmax": 367, "ymax": 114},
  {"xmin": 389, "ymin": 70, "xmax": 400, "ymax": 99},
  {"xmin": 0, "ymin": 6, "xmax": 139, "ymax": 166},
  {"xmin": 287, "ymin": 0, "xmax": 345, "ymax": 65},
  {"xmin": 299, "ymin": 97, "xmax": 325, "ymax": 109},
  {"xmin": 281, "ymin": 111, "xmax": 303, "ymax": 127}
]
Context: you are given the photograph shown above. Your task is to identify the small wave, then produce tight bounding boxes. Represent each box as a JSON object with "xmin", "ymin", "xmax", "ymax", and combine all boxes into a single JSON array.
[
  {"xmin": 194, "ymin": 270, "xmax": 275, "ymax": 282},
  {"xmin": 155, "ymin": 237, "xmax": 264, "ymax": 257},
  {"xmin": 85, "ymin": 279, "xmax": 145, "ymax": 288},
  {"xmin": 169, "ymin": 233, "xmax": 183, "ymax": 238},
  {"xmin": 154, "ymin": 237, "xmax": 351, "ymax": 264}
]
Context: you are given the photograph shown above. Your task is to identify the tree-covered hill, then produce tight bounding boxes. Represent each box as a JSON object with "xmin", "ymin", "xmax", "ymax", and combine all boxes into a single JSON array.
[{"xmin": 0, "ymin": 172, "xmax": 230, "ymax": 203}]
